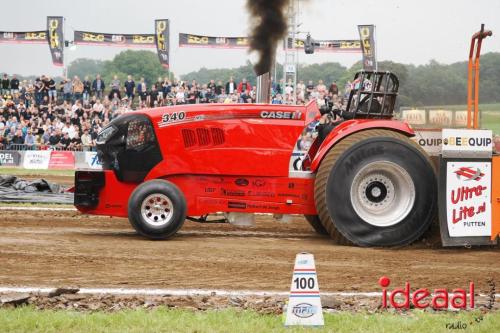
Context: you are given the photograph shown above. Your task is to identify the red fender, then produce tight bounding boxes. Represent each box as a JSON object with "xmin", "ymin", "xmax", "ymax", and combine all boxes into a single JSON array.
[{"xmin": 309, "ymin": 119, "xmax": 415, "ymax": 172}]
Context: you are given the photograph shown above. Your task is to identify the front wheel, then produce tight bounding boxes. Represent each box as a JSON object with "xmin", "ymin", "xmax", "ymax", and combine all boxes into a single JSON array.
[
  {"xmin": 128, "ymin": 179, "xmax": 186, "ymax": 240},
  {"xmin": 315, "ymin": 130, "xmax": 437, "ymax": 247}
]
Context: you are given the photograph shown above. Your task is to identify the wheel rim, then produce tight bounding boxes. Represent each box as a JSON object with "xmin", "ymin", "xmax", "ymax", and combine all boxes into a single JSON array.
[
  {"xmin": 140, "ymin": 193, "xmax": 174, "ymax": 227},
  {"xmin": 349, "ymin": 161, "xmax": 415, "ymax": 227}
]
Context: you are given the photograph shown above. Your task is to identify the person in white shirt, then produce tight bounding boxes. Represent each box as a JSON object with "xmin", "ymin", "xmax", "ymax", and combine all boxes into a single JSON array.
[
  {"xmin": 93, "ymin": 100, "xmax": 104, "ymax": 114},
  {"xmin": 61, "ymin": 122, "xmax": 76, "ymax": 139},
  {"xmin": 225, "ymin": 77, "xmax": 237, "ymax": 94},
  {"xmin": 175, "ymin": 87, "xmax": 186, "ymax": 104}
]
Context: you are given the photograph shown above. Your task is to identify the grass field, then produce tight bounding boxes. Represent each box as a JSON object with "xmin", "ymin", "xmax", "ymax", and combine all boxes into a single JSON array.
[
  {"xmin": 482, "ymin": 111, "xmax": 500, "ymax": 134},
  {"xmin": 0, "ymin": 168, "xmax": 75, "ymax": 177},
  {"xmin": 0, "ymin": 307, "xmax": 499, "ymax": 333}
]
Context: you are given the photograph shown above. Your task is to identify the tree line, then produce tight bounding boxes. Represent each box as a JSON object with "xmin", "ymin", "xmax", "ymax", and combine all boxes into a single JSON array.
[{"xmin": 182, "ymin": 52, "xmax": 500, "ymax": 107}]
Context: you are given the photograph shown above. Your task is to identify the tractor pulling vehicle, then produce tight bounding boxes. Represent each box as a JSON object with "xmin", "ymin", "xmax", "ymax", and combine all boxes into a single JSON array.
[{"xmin": 74, "ymin": 27, "xmax": 499, "ymax": 247}]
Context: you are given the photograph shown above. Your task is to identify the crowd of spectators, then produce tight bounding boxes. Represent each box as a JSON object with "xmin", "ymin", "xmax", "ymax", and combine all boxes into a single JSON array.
[{"xmin": 0, "ymin": 72, "xmax": 349, "ymax": 151}]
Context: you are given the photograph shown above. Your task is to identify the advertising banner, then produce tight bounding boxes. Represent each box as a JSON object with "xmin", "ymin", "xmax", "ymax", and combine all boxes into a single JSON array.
[
  {"xmin": 84, "ymin": 151, "xmax": 103, "ymax": 169},
  {"xmin": 155, "ymin": 19, "xmax": 170, "ymax": 68},
  {"xmin": 179, "ymin": 33, "xmax": 250, "ymax": 48},
  {"xmin": 358, "ymin": 25, "xmax": 376, "ymax": 70},
  {"xmin": 0, "ymin": 151, "xmax": 21, "ymax": 166},
  {"xmin": 442, "ymin": 129, "xmax": 493, "ymax": 158},
  {"xmin": 429, "ymin": 110, "xmax": 453, "ymax": 127},
  {"xmin": 400, "ymin": 109, "xmax": 426, "ymax": 125},
  {"xmin": 412, "ymin": 130, "xmax": 443, "ymax": 156},
  {"xmin": 0, "ymin": 31, "xmax": 47, "ymax": 44},
  {"xmin": 48, "ymin": 151, "xmax": 75, "ymax": 169},
  {"xmin": 454, "ymin": 110, "xmax": 468, "ymax": 128},
  {"xmin": 23, "ymin": 151, "xmax": 51, "ymax": 169},
  {"xmin": 74, "ymin": 31, "xmax": 156, "ymax": 48},
  {"xmin": 286, "ymin": 38, "xmax": 361, "ymax": 53},
  {"xmin": 47, "ymin": 16, "xmax": 64, "ymax": 66},
  {"xmin": 445, "ymin": 161, "xmax": 491, "ymax": 237}
]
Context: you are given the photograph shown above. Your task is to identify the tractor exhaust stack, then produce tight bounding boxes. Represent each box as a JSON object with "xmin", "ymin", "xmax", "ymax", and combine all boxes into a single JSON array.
[{"xmin": 256, "ymin": 72, "xmax": 271, "ymax": 104}]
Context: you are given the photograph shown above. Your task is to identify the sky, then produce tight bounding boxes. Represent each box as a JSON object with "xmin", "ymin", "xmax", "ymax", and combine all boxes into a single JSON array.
[{"xmin": 0, "ymin": 0, "xmax": 499, "ymax": 77}]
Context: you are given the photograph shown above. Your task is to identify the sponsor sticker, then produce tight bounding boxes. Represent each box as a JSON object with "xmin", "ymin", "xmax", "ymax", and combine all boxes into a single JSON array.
[
  {"xmin": 446, "ymin": 161, "xmax": 491, "ymax": 237},
  {"xmin": 291, "ymin": 303, "xmax": 317, "ymax": 318},
  {"xmin": 442, "ymin": 129, "xmax": 493, "ymax": 158},
  {"xmin": 260, "ymin": 111, "xmax": 302, "ymax": 120},
  {"xmin": 412, "ymin": 130, "xmax": 442, "ymax": 156}
]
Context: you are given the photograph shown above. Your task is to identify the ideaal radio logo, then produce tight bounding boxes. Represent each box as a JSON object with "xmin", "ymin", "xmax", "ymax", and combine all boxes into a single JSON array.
[{"xmin": 378, "ymin": 277, "xmax": 496, "ymax": 329}]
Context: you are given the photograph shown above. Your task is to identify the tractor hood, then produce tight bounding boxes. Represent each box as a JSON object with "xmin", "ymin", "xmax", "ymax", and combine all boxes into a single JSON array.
[{"xmin": 131, "ymin": 101, "xmax": 321, "ymax": 130}]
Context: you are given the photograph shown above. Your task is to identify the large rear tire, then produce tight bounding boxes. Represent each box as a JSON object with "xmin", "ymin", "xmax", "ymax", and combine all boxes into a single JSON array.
[
  {"xmin": 128, "ymin": 179, "xmax": 186, "ymax": 240},
  {"xmin": 314, "ymin": 130, "xmax": 437, "ymax": 247},
  {"xmin": 304, "ymin": 215, "xmax": 329, "ymax": 236}
]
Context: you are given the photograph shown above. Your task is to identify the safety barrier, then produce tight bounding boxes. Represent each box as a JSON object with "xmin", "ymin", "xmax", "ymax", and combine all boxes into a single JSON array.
[
  {"xmin": 0, "ymin": 150, "xmax": 102, "ymax": 170},
  {"xmin": 398, "ymin": 108, "xmax": 499, "ymax": 128},
  {"xmin": 5, "ymin": 144, "xmax": 92, "ymax": 152}
]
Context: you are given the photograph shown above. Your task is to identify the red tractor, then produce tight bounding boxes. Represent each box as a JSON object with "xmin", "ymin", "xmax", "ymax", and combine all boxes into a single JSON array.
[
  {"xmin": 74, "ymin": 25, "xmax": 499, "ymax": 247},
  {"xmin": 75, "ymin": 71, "xmax": 439, "ymax": 247}
]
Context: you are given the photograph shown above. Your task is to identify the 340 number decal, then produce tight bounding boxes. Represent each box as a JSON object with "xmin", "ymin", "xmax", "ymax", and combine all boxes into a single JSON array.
[{"xmin": 162, "ymin": 111, "xmax": 186, "ymax": 123}]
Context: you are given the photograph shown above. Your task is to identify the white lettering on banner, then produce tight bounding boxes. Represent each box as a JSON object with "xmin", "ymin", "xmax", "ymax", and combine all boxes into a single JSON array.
[
  {"xmin": 84, "ymin": 152, "xmax": 103, "ymax": 170},
  {"xmin": 412, "ymin": 130, "xmax": 442, "ymax": 156},
  {"xmin": 446, "ymin": 161, "xmax": 491, "ymax": 237},
  {"xmin": 0, "ymin": 152, "xmax": 16, "ymax": 165},
  {"xmin": 284, "ymin": 253, "xmax": 324, "ymax": 327},
  {"xmin": 23, "ymin": 151, "xmax": 51, "ymax": 169}
]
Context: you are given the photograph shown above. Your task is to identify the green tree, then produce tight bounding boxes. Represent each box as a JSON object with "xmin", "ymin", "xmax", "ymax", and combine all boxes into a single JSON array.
[
  {"xmin": 297, "ymin": 62, "xmax": 347, "ymax": 87},
  {"xmin": 182, "ymin": 61, "xmax": 259, "ymax": 86},
  {"xmin": 102, "ymin": 50, "xmax": 173, "ymax": 87},
  {"xmin": 67, "ymin": 58, "xmax": 105, "ymax": 80}
]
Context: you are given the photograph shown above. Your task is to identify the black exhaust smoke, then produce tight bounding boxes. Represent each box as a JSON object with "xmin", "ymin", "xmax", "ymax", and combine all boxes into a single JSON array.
[{"xmin": 247, "ymin": 0, "xmax": 289, "ymax": 76}]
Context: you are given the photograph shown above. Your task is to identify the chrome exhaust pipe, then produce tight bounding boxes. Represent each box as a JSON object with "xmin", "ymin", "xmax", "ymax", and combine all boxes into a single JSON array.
[{"xmin": 256, "ymin": 72, "xmax": 271, "ymax": 104}]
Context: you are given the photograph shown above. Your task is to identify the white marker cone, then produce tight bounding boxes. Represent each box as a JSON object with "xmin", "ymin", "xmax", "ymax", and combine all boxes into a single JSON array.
[{"xmin": 284, "ymin": 252, "xmax": 324, "ymax": 326}]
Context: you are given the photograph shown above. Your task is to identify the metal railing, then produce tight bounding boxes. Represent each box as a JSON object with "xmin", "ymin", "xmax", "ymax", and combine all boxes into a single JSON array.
[{"xmin": 3, "ymin": 143, "xmax": 95, "ymax": 151}]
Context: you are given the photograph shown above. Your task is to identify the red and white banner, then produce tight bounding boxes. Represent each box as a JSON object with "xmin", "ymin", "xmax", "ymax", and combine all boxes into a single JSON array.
[
  {"xmin": 48, "ymin": 151, "xmax": 75, "ymax": 169},
  {"xmin": 446, "ymin": 161, "xmax": 492, "ymax": 237}
]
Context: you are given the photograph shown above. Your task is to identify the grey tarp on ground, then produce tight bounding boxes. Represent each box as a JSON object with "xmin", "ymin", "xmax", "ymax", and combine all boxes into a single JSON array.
[{"xmin": 0, "ymin": 175, "xmax": 74, "ymax": 204}]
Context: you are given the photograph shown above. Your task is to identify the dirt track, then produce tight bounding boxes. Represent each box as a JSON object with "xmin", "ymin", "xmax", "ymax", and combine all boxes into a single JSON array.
[{"xmin": 0, "ymin": 209, "xmax": 498, "ymax": 294}]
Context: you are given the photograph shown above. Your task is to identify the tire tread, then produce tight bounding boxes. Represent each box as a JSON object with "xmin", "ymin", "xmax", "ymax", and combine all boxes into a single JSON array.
[{"xmin": 314, "ymin": 129, "xmax": 427, "ymax": 245}]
